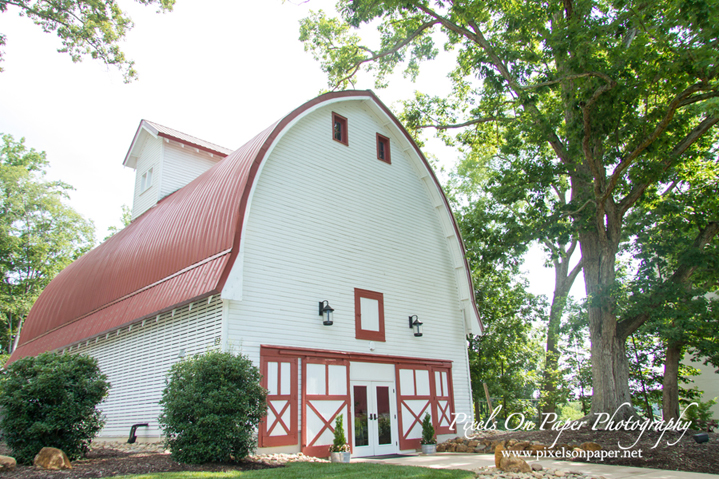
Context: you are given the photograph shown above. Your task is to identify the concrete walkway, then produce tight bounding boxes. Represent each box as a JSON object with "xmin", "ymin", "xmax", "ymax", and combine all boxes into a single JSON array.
[{"xmin": 354, "ymin": 453, "xmax": 719, "ymax": 478}]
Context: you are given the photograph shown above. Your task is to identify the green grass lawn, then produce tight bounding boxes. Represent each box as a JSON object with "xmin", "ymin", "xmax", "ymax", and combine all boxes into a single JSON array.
[{"xmin": 117, "ymin": 462, "xmax": 475, "ymax": 479}]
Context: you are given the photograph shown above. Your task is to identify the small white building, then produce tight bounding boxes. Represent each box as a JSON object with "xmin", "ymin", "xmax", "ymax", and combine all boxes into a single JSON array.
[{"xmin": 10, "ymin": 91, "xmax": 483, "ymax": 457}]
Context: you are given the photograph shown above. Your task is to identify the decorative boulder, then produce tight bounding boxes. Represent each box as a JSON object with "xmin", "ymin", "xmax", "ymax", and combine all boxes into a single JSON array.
[
  {"xmin": 580, "ymin": 442, "xmax": 602, "ymax": 451},
  {"xmin": 0, "ymin": 456, "xmax": 16, "ymax": 471},
  {"xmin": 499, "ymin": 455, "xmax": 532, "ymax": 473},
  {"xmin": 33, "ymin": 448, "xmax": 72, "ymax": 470},
  {"xmin": 494, "ymin": 443, "xmax": 504, "ymax": 467}
]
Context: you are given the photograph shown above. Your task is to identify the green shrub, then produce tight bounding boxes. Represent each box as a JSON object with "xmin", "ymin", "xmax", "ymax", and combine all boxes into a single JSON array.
[
  {"xmin": 0, "ymin": 352, "xmax": 110, "ymax": 464},
  {"xmin": 330, "ymin": 415, "xmax": 349, "ymax": 453},
  {"xmin": 684, "ymin": 397, "xmax": 717, "ymax": 432},
  {"xmin": 158, "ymin": 351, "xmax": 267, "ymax": 464},
  {"xmin": 420, "ymin": 414, "xmax": 435, "ymax": 445}
]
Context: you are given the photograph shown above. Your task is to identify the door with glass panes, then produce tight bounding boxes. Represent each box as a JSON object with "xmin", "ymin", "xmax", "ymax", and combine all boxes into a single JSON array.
[{"xmin": 351, "ymin": 381, "xmax": 398, "ymax": 456}]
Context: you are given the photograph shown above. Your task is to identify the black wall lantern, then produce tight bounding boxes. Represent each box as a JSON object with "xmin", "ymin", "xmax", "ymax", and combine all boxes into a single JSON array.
[
  {"xmin": 408, "ymin": 315, "xmax": 423, "ymax": 337},
  {"xmin": 319, "ymin": 300, "xmax": 334, "ymax": 326}
]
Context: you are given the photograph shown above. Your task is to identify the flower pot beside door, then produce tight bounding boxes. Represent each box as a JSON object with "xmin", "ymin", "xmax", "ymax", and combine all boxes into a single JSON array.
[
  {"xmin": 420, "ymin": 413, "xmax": 437, "ymax": 455},
  {"xmin": 329, "ymin": 415, "xmax": 351, "ymax": 463},
  {"xmin": 421, "ymin": 444, "xmax": 437, "ymax": 454}
]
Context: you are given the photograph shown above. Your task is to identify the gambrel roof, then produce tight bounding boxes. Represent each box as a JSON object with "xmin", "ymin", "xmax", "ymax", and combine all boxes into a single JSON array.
[{"xmin": 10, "ymin": 91, "xmax": 483, "ymax": 363}]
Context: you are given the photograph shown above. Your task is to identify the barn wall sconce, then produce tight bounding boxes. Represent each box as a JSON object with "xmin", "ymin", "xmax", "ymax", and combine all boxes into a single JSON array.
[
  {"xmin": 319, "ymin": 300, "xmax": 334, "ymax": 326},
  {"xmin": 408, "ymin": 315, "xmax": 423, "ymax": 337}
]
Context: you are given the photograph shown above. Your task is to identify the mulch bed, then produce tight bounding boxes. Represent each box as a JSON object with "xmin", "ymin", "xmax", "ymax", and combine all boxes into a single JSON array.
[
  {"xmin": 2, "ymin": 430, "xmax": 718, "ymax": 477},
  {"xmin": 486, "ymin": 428, "xmax": 719, "ymax": 474},
  {"xmin": 0, "ymin": 446, "xmax": 278, "ymax": 479}
]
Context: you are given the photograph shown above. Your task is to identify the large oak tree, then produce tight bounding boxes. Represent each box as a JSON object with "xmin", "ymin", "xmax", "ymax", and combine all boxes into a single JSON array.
[{"xmin": 300, "ymin": 0, "xmax": 719, "ymax": 419}]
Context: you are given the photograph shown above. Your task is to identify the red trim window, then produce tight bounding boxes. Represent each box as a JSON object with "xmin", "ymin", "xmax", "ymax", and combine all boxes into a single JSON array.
[
  {"xmin": 258, "ymin": 353, "xmax": 299, "ymax": 447},
  {"xmin": 354, "ymin": 288, "xmax": 385, "ymax": 342},
  {"xmin": 376, "ymin": 134, "xmax": 391, "ymax": 164},
  {"xmin": 332, "ymin": 112, "xmax": 348, "ymax": 146}
]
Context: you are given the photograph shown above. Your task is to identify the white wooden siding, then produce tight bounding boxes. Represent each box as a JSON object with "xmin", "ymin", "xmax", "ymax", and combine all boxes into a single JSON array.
[
  {"xmin": 222, "ymin": 100, "xmax": 473, "ymax": 444},
  {"xmin": 131, "ymin": 135, "xmax": 161, "ymax": 220},
  {"xmin": 72, "ymin": 297, "xmax": 223, "ymax": 439},
  {"xmin": 160, "ymin": 142, "xmax": 220, "ymax": 199}
]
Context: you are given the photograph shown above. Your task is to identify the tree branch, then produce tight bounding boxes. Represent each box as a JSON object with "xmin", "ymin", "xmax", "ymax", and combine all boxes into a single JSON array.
[
  {"xmin": 678, "ymin": 91, "xmax": 719, "ymax": 108},
  {"xmin": 617, "ymin": 221, "xmax": 719, "ymax": 340},
  {"xmin": 618, "ymin": 114, "xmax": 719, "ymax": 217},
  {"xmin": 417, "ymin": 4, "xmax": 572, "ymax": 165},
  {"xmin": 331, "ymin": 19, "xmax": 440, "ymax": 90},
  {"xmin": 416, "ymin": 116, "xmax": 512, "ymax": 130},
  {"xmin": 603, "ymin": 83, "xmax": 708, "ymax": 205},
  {"xmin": 562, "ymin": 199, "xmax": 597, "ymax": 217},
  {"xmin": 567, "ymin": 257, "xmax": 584, "ymax": 286},
  {"xmin": 581, "ymin": 74, "xmax": 617, "ymax": 200},
  {"xmin": 522, "ymin": 72, "xmax": 614, "ymax": 91}
]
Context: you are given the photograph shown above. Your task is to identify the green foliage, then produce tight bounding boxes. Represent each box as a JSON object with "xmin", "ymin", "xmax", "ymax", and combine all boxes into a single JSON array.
[
  {"xmin": 558, "ymin": 302, "xmax": 592, "ymax": 415},
  {"xmin": 103, "ymin": 204, "xmax": 132, "ymax": 242},
  {"xmin": 0, "ymin": 0, "xmax": 175, "ymax": 81},
  {"xmin": 466, "ymin": 269, "xmax": 545, "ymax": 422},
  {"xmin": 0, "ymin": 352, "xmax": 110, "ymax": 464},
  {"xmin": 330, "ymin": 415, "xmax": 349, "ymax": 453},
  {"xmin": 0, "ymin": 134, "xmax": 95, "ymax": 354},
  {"xmin": 158, "ymin": 351, "xmax": 267, "ymax": 464},
  {"xmin": 556, "ymin": 402, "xmax": 584, "ymax": 422},
  {"xmin": 684, "ymin": 398, "xmax": 717, "ymax": 432},
  {"xmin": 420, "ymin": 414, "xmax": 435, "ymax": 445}
]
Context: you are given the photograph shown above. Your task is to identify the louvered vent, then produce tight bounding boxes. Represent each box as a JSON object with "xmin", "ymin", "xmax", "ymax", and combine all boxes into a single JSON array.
[{"xmin": 72, "ymin": 296, "xmax": 223, "ymax": 438}]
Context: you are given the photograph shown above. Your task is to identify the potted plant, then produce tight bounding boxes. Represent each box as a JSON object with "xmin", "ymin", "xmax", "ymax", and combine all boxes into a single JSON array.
[
  {"xmin": 420, "ymin": 413, "xmax": 437, "ymax": 454},
  {"xmin": 329, "ymin": 415, "xmax": 351, "ymax": 463}
]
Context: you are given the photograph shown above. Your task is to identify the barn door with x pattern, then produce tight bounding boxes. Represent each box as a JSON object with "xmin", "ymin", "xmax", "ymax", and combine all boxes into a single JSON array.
[
  {"xmin": 432, "ymin": 366, "xmax": 455, "ymax": 434},
  {"xmin": 302, "ymin": 359, "xmax": 350, "ymax": 457},
  {"xmin": 396, "ymin": 367, "xmax": 433, "ymax": 450},
  {"xmin": 259, "ymin": 355, "xmax": 298, "ymax": 447}
]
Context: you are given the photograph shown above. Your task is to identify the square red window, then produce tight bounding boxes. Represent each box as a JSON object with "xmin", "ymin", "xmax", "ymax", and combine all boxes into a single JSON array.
[
  {"xmin": 376, "ymin": 134, "xmax": 391, "ymax": 164},
  {"xmin": 354, "ymin": 288, "xmax": 385, "ymax": 342},
  {"xmin": 332, "ymin": 112, "xmax": 348, "ymax": 146}
]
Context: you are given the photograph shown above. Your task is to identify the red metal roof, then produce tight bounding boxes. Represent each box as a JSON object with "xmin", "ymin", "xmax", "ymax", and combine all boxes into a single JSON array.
[{"xmin": 9, "ymin": 91, "xmax": 482, "ymax": 364}]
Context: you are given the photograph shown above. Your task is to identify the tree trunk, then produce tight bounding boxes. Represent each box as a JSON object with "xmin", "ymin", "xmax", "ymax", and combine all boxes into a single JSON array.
[
  {"xmin": 579, "ymin": 224, "xmax": 637, "ymax": 421},
  {"xmin": 541, "ymin": 266, "xmax": 571, "ymax": 417},
  {"xmin": 662, "ymin": 342, "xmax": 682, "ymax": 421}
]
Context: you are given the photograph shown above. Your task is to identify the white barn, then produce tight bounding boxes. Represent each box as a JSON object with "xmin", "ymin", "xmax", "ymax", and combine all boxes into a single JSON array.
[{"xmin": 10, "ymin": 91, "xmax": 484, "ymax": 457}]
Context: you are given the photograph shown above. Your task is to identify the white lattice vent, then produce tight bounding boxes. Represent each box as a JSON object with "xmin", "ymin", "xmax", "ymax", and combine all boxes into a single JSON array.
[{"xmin": 72, "ymin": 296, "xmax": 223, "ymax": 437}]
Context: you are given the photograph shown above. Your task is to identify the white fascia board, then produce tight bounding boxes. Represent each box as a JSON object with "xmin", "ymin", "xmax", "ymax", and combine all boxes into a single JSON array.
[{"xmin": 123, "ymin": 121, "xmax": 160, "ymax": 169}]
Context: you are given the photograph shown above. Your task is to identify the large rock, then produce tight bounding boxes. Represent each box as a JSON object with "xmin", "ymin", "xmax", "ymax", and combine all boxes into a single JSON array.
[
  {"xmin": 494, "ymin": 443, "xmax": 504, "ymax": 468},
  {"xmin": 0, "ymin": 455, "xmax": 16, "ymax": 471},
  {"xmin": 580, "ymin": 441, "xmax": 602, "ymax": 451},
  {"xmin": 33, "ymin": 447, "xmax": 72, "ymax": 470},
  {"xmin": 499, "ymin": 455, "xmax": 532, "ymax": 473}
]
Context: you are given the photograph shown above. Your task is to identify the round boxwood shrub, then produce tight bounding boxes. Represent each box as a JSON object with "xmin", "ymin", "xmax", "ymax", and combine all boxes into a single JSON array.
[
  {"xmin": 0, "ymin": 352, "xmax": 110, "ymax": 464},
  {"xmin": 158, "ymin": 351, "xmax": 267, "ymax": 464}
]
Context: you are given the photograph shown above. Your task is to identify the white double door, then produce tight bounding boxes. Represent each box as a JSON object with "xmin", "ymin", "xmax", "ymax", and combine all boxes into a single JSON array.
[{"xmin": 351, "ymin": 380, "xmax": 398, "ymax": 457}]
